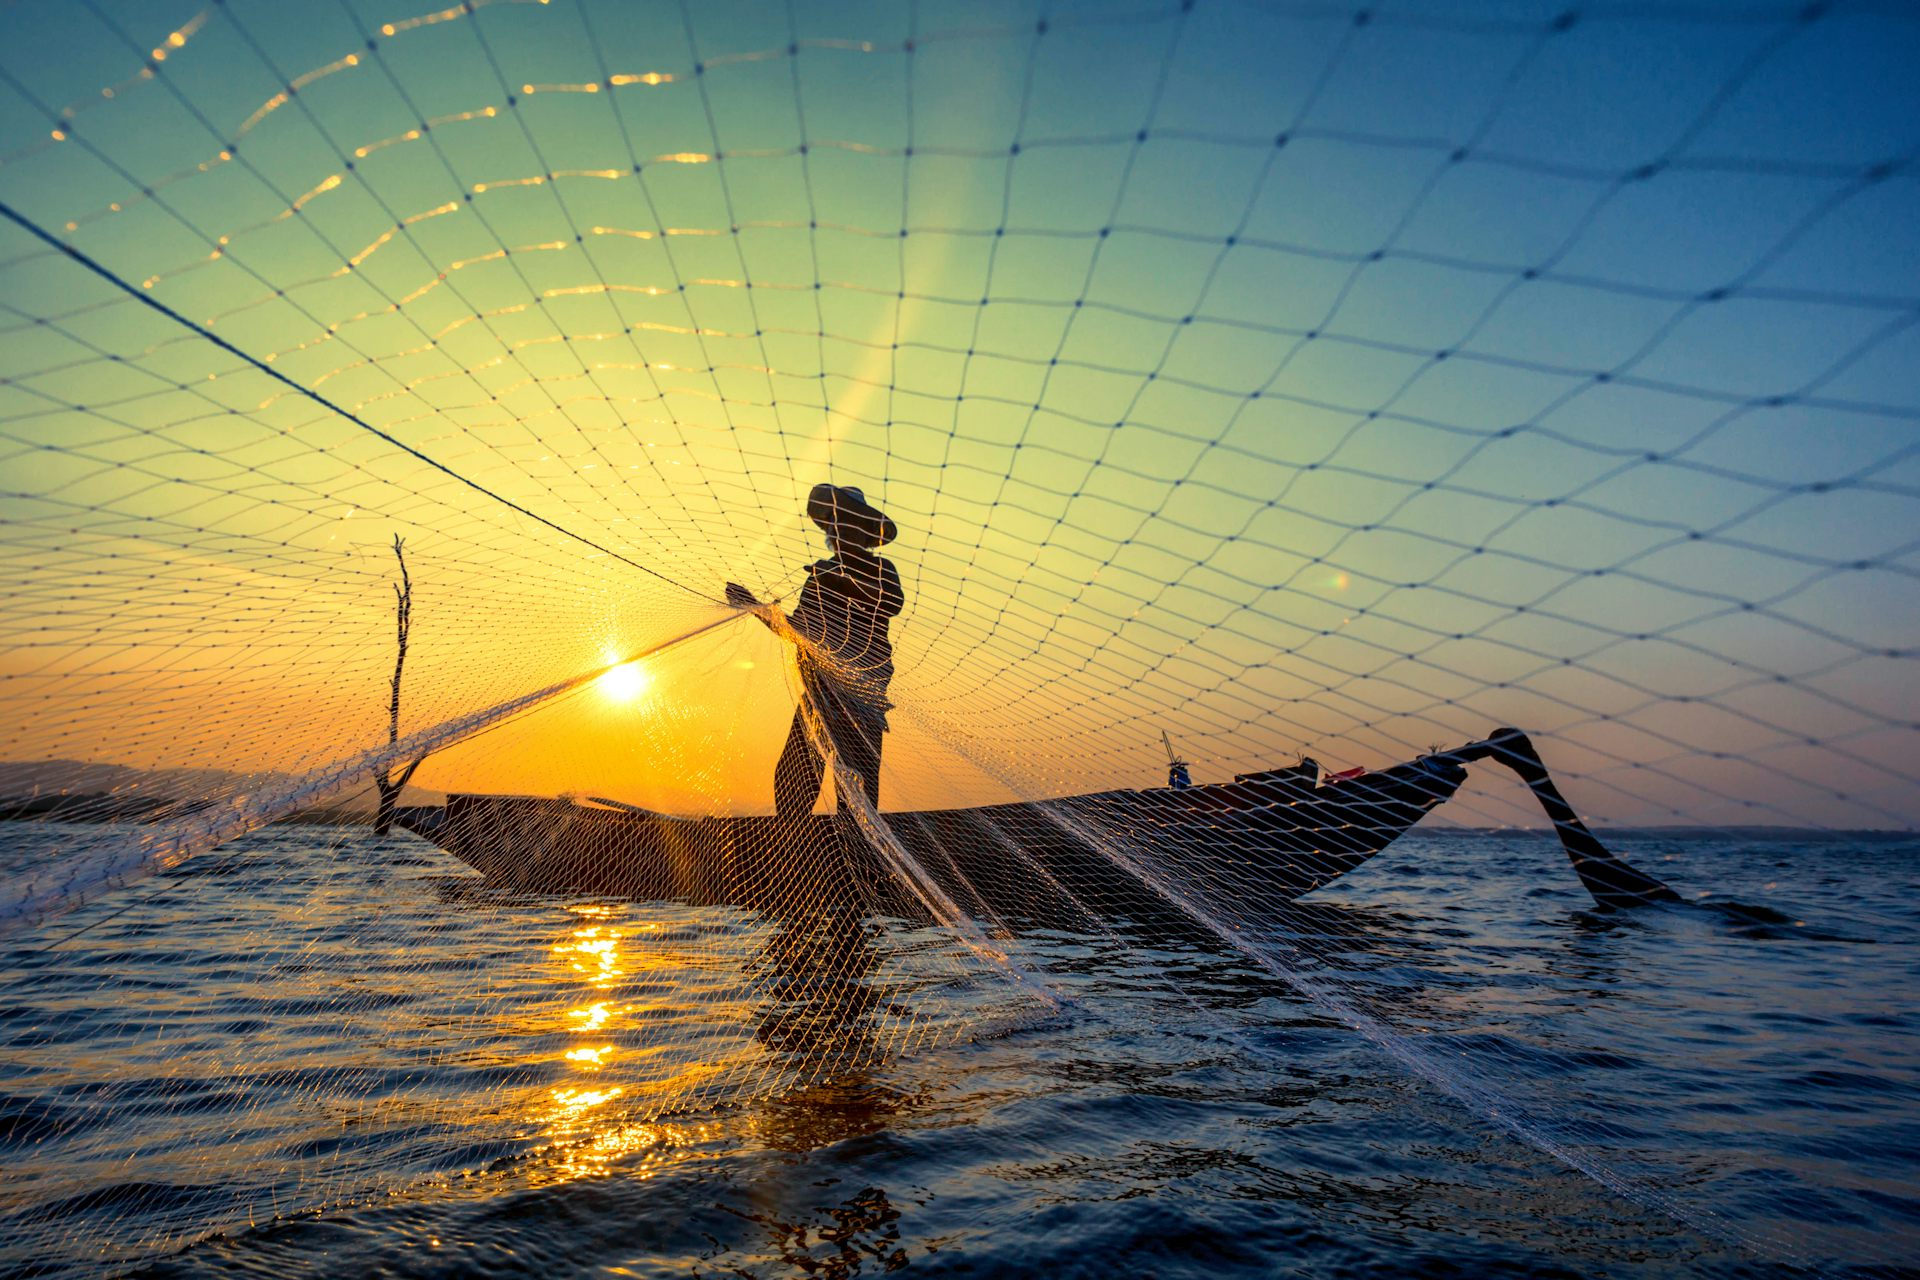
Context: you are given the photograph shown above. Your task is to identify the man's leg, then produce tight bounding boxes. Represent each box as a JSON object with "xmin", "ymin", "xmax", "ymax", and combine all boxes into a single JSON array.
[
  {"xmin": 774, "ymin": 703, "xmax": 825, "ymax": 817},
  {"xmin": 820, "ymin": 707, "xmax": 886, "ymax": 907},
  {"xmin": 830, "ymin": 710, "xmax": 884, "ymax": 812}
]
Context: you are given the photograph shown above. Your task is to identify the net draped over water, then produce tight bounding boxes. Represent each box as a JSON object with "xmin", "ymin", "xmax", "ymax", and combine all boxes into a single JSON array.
[{"xmin": 0, "ymin": 0, "xmax": 1915, "ymax": 1274}]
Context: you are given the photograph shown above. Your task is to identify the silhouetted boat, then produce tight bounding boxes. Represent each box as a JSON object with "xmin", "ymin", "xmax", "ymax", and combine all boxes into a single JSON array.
[{"xmin": 395, "ymin": 729, "xmax": 1677, "ymax": 918}]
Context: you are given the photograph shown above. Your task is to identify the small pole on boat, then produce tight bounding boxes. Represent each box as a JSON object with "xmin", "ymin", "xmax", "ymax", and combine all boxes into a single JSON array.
[{"xmin": 1161, "ymin": 730, "xmax": 1192, "ymax": 790}]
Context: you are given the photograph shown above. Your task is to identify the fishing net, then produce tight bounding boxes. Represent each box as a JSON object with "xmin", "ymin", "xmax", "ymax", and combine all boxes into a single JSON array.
[{"xmin": 1, "ymin": 0, "xmax": 1915, "ymax": 1274}]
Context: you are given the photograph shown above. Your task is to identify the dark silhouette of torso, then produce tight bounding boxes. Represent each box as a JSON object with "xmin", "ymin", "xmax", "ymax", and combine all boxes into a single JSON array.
[{"xmin": 789, "ymin": 547, "xmax": 903, "ymax": 699}]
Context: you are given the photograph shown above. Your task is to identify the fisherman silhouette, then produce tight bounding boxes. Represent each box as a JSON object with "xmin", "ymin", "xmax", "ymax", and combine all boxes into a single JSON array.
[{"xmin": 727, "ymin": 484, "xmax": 904, "ymax": 816}]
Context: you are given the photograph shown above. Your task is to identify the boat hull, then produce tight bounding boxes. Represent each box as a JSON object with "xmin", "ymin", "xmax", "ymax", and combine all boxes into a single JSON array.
[{"xmin": 396, "ymin": 754, "xmax": 1469, "ymax": 923}]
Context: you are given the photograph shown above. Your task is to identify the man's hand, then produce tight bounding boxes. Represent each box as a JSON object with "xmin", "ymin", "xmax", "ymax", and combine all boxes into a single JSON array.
[{"xmin": 724, "ymin": 581, "xmax": 760, "ymax": 609}]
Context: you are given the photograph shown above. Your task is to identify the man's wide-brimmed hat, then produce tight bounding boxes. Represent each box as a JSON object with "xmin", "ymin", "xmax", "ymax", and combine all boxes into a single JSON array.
[{"xmin": 807, "ymin": 482, "xmax": 896, "ymax": 548}]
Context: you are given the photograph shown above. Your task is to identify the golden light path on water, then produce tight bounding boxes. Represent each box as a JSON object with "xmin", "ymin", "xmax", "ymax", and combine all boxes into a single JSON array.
[
  {"xmin": 529, "ymin": 903, "xmax": 742, "ymax": 1185},
  {"xmin": 508, "ymin": 894, "xmax": 984, "ymax": 1188}
]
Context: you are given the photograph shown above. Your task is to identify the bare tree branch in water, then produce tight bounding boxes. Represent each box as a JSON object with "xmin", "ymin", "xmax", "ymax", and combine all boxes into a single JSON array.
[{"xmin": 374, "ymin": 534, "xmax": 428, "ymax": 835}]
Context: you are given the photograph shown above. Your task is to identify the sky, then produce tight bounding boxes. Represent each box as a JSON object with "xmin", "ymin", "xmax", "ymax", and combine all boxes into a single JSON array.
[{"xmin": 0, "ymin": 0, "xmax": 1915, "ymax": 827}]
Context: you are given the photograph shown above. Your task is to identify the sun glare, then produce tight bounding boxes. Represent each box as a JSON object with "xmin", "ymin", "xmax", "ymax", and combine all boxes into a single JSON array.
[{"xmin": 597, "ymin": 660, "xmax": 650, "ymax": 703}]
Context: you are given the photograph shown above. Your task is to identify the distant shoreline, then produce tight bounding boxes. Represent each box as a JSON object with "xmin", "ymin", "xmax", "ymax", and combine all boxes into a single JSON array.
[{"xmin": 0, "ymin": 794, "xmax": 387, "ymax": 826}]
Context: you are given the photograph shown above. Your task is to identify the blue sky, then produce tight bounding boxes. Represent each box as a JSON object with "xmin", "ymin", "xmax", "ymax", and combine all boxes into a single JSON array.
[{"xmin": 0, "ymin": 0, "xmax": 1915, "ymax": 825}]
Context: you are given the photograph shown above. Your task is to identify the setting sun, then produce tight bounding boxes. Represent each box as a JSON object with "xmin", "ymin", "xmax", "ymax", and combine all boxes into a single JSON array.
[{"xmin": 597, "ymin": 660, "xmax": 650, "ymax": 704}]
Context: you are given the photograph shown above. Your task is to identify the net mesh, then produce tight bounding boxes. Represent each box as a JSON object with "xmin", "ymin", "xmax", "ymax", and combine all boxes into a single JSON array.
[{"xmin": 1, "ymin": 0, "xmax": 1915, "ymax": 1274}]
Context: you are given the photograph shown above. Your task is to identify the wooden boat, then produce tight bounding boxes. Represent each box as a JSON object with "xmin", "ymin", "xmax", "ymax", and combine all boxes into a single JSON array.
[{"xmin": 395, "ymin": 728, "xmax": 1677, "ymax": 919}]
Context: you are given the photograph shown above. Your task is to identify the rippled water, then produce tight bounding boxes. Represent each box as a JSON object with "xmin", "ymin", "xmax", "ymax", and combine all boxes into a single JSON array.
[{"xmin": 2, "ymin": 823, "xmax": 1916, "ymax": 1278}]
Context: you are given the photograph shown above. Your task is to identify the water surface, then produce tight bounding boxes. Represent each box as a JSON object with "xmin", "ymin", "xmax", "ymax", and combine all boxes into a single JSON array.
[{"xmin": 2, "ymin": 824, "xmax": 1916, "ymax": 1277}]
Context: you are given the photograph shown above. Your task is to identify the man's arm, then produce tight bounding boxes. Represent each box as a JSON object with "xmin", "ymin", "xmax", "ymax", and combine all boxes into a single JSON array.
[
  {"xmin": 786, "ymin": 567, "xmax": 825, "ymax": 642},
  {"xmin": 725, "ymin": 580, "xmax": 784, "ymax": 632},
  {"xmin": 878, "ymin": 559, "xmax": 904, "ymax": 619},
  {"xmin": 809, "ymin": 557, "xmax": 899, "ymax": 611}
]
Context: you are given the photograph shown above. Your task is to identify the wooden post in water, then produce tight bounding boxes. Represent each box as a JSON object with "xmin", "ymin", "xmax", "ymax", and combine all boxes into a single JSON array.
[{"xmin": 373, "ymin": 535, "xmax": 429, "ymax": 836}]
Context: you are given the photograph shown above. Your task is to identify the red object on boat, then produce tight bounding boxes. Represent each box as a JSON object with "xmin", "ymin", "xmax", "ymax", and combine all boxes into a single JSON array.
[{"xmin": 1326, "ymin": 766, "xmax": 1367, "ymax": 782}]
